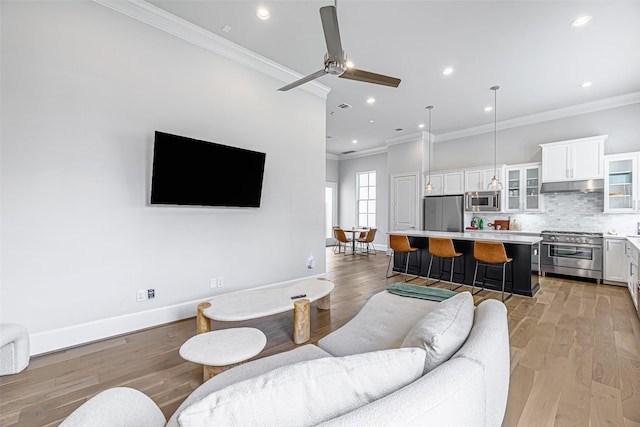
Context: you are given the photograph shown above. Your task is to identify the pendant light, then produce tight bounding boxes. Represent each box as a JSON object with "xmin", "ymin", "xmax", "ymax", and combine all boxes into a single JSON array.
[
  {"xmin": 487, "ymin": 85, "xmax": 503, "ymax": 191},
  {"xmin": 425, "ymin": 105, "xmax": 434, "ymax": 193}
]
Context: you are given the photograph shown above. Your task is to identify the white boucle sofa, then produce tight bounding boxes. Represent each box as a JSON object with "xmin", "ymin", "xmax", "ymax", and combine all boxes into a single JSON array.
[{"xmin": 61, "ymin": 289, "xmax": 510, "ymax": 427}]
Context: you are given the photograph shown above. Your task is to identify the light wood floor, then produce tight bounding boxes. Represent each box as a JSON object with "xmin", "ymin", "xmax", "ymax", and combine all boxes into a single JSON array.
[{"xmin": 1, "ymin": 247, "xmax": 639, "ymax": 426}]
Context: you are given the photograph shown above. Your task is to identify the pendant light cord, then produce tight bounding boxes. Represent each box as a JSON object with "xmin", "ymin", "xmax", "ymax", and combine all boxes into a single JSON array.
[{"xmin": 493, "ymin": 87, "xmax": 497, "ymax": 177}]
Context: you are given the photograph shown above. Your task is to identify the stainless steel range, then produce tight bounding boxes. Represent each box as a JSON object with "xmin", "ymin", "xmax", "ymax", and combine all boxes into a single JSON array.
[{"xmin": 540, "ymin": 230, "xmax": 603, "ymax": 283}]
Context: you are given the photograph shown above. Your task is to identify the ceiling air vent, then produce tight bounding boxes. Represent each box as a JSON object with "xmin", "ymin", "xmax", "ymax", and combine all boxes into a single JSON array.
[
  {"xmin": 341, "ymin": 150, "xmax": 356, "ymax": 155},
  {"xmin": 336, "ymin": 103, "xmax": 352, "ymax": 110},
  {"xmin": 395, "ymin": 128, "xmax": 404, "ymax": 132}
]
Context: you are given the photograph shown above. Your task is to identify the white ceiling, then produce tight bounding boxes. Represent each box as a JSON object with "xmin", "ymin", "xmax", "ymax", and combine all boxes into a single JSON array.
[{"xmin": 147, "ymin": 1, "xmax": 640, "ymax": 157}]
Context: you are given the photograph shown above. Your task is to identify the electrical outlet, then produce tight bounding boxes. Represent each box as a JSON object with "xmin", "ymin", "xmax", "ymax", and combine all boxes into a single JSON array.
[
  {"xmin": 217, "ymin": 277, "xmax": 224, "ymax": 287},
  {"xmin": 136, "ymin": 289, "xmax": 146, "ymax": 302},
  {"xmin": 147, "ymin": 289, "xmax": 155, "ymax": 299},
  {"xmin": 210, "ymin": 278, "xmax": 217, "ymax": 289}
]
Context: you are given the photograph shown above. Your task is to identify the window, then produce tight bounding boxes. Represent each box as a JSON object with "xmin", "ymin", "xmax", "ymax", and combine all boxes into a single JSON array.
[{"xmin": 357, "ymin": 171, "xmax": 376, "ymax": 227}]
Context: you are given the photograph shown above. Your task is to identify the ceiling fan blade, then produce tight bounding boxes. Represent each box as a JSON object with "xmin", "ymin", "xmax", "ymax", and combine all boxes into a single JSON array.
[
  {"xmin": 277, "ymin": 69, "xmax": 328, "ymax": 91},
  {"xmin": 339, "ymin": 68, "xmax": 401, "ymax": 88},
  {"xmin": 319, "ymin": 6, "xmax": 344, "ymax": 62}
]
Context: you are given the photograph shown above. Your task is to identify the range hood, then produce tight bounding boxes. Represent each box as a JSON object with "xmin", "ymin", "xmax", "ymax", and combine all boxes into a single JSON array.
[{"xmin": 540, "ymin": 179, "xmax": 604, "ymax": 194}]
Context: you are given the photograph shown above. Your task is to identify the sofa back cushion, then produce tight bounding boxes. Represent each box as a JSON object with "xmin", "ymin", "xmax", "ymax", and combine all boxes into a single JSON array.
[
  {"xmin": 400, "ymin": 291, "xmax": 474, "ymax": 373},
  {"xmin": 176, "ymin": 347, "xmax": 426, "ymax": 427}
]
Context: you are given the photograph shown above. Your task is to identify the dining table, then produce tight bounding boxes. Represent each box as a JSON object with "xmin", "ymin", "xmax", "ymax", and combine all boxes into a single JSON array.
[{"xmin": 343, "ymin": 228, "xmax": 369, "ymax": 254}]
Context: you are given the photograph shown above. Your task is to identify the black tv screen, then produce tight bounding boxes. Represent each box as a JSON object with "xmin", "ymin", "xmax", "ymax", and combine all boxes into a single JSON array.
[{"xmin": 150, "ymin": 131, "xmax": 266, "ymax": 208}]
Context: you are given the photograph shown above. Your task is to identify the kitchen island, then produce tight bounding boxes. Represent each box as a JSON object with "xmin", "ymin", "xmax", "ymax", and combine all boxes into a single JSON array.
[{"xmin": 388, "ymin": 230, "xmax": 542, "ymax": 297}]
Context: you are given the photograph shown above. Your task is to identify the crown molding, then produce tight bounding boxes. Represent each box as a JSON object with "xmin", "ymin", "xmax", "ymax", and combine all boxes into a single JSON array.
[
  {"xmin": 93, "ymin": 0, "xmax": 330, "ymax": 99},
  {"xmin": 337, "ymin": 146, "xmax": 388, "ymax": 160},
  {"xmin": 326, "ymin": 153, "xmax": 340, "ymax": 161},
  {"xmin": 385, "ymin": 132, "xmax": 422, "ymax": 147},
  {"xmin": 437, "ymin": 91, "xmax": 640, "ymax": 142}
]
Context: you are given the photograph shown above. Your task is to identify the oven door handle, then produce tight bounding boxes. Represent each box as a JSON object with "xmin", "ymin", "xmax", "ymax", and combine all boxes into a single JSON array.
[{"xmin": 542, "ymin": 242, "xmax": 602, "ymax": 250}]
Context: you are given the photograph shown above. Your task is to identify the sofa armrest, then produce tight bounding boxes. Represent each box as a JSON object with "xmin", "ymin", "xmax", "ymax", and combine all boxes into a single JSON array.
[{"xmin": 59, "ymin": 387, "xmax": 166, "ymax": 427}]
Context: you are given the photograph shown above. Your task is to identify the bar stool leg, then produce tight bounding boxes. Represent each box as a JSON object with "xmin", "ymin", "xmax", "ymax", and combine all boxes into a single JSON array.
[
  {"xmin": 471, "ymin": 261, "xmax": 484, "ymax": 296},
  {"xmin": 426, "ymin": 255, "xmax": 434, "ymax": 286},
  {"xmin": 449, "ymin": 258, "xmax": 463, "ymax": 291}
]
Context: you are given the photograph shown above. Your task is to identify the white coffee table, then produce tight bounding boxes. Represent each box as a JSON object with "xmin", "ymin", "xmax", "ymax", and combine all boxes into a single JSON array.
[
  {"xmin": 180, "ymin": 327, "xmax": 267, "ymax": 381},
  {"xmin": 197, "ymin": 277, "xmax": 334, "ymax": 344}
]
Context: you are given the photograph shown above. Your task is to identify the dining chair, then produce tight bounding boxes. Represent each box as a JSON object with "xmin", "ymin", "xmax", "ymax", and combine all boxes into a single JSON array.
[
  {"xmin": 472, "ymin": 241, "xmax": 513, "ymax": 301},
  {"xmin": 356, "ymin": 228, "xmax": 377, "ymax": 255},
  {"xmin": 386, "ymin": 234, "xmax": 419, "ymax": 281},
  {"xmin": 426, "ymin": 237, "xmax": 462, "ymax": 290},
  {"xmin": 332, "ymin": 226, "xmax": 342, "ymax": 254},
  {"xmin": 334, "ymin": 228, "xmax": 353, "ymax": 255}
]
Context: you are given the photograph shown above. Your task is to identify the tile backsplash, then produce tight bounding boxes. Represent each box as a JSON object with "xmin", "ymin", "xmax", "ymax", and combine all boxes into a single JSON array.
[{"xmin": 467, "ymin": 192, "xmax": 640, "ymax": 235}]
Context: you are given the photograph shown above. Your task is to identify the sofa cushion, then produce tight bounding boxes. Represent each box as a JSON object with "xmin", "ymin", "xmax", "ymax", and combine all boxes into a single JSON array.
[
  {"xmin": 318, "ymin": 291, "xmax": 439, "ymax": 356},
  {"xmin": 400, "ymin": 291, "xmax": 474, "ymax": 373},
  {"xmin": 176, "ymin": 347, "xmax": 426, "ymax": 427},
  {"xmin": 167, "ymin": 344, "xmax": 331, "ymax": 427}
]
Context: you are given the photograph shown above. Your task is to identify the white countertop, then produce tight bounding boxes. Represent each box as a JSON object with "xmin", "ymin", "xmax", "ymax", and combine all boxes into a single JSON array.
[
  {"xmin": 628, "ymin": 236, "xmax": 640, "ymax": 252},
  {"xmin": 389, "ymin": 230, "xmax": 542, "ymax": 245}
]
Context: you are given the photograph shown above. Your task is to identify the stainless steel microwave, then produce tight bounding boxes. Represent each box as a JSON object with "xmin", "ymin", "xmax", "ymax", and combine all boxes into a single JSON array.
[{"xmin": 465, "ymin": 191, "xmax": 501, "ymax": 211}]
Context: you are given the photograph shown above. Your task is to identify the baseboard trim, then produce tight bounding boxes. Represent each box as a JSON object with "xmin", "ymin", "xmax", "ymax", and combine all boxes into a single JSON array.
[{"xmin": 29, "ymin": 275, "xmax": 326, "ymax": 356}]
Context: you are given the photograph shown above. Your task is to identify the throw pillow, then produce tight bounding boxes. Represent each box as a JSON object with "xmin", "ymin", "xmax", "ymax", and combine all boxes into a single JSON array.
[
  {"xmin": 400, "ymin": 290, "xmax": 474, "ymax": 373},
  {"xmin": 177, "ymin": 347, "xmax": 426, "ymax": 427}
]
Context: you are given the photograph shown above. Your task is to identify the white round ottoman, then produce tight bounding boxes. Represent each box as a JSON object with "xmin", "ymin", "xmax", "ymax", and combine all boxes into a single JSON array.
[
  {"xmin": 180, "ymin": 327, "xmax": 267, "ymax": 381},
  {"xmin": 0, "ymin": 323, "xmax": 30, "ymax": 376}
]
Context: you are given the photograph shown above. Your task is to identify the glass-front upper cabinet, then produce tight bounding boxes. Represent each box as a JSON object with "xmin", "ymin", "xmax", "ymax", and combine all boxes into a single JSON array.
[
  {"xmin": 604, "ymin": 152, "xmax": 639, "ymax": 212},
  {"xmin": 505, "ymin": 163, "xmax": 542, "ymax": 212}
]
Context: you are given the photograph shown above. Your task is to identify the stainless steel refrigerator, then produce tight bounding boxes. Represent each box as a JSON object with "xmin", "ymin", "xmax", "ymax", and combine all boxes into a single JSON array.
[{"xmin": 423, "ymin": 195, "xmax": 464, "ymax": 232}]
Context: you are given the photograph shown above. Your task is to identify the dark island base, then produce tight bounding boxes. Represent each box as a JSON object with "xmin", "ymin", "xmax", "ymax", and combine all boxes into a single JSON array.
[{"xmin": 392, "ymin": 237, "xmax": 540, "ymax": 297}]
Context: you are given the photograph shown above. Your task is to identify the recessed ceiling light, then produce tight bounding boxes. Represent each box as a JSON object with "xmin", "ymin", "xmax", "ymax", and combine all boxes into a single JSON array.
[
  {"xmin": 484, "ymin": 106, "xmax": 493, "ymax": 112},
  {"xmin": 442, "ymin": 67, "xmax": 454, "ymax": 76},
  {"xmin": 346, "ymin": 61, "xmax": 354, "ymax": 68},
  {"xmin": 256, "ymin": 7, "xmax": 271, "ymax": 20},
  {"xmin": 369, "ymin": 119, "xmax": 375, "ymax": 123},
  {"xmin": 581, "ymin": 81, "xmax": 592, "ymax": 88},
  {"xmin": 352, "ymin": 139, "xmax": 358, "ymax": 144},
  {"xmin": 571, "ymin": 16, "xmax": 591, "ymax": 27},
  {"xmin": 418, "ymin": 124, "xmax": 425, "ymax": 128},
  {"xmin": 366, "ymin": 97, "xmax": 375, "ymax": 104}
]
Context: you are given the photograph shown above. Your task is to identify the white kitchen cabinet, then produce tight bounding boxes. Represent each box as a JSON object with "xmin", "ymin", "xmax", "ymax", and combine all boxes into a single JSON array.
[
  {"xmin": 604, "ymin": 152, "xmax": 640, "ymax": 212},
  {"xmin": 505, "ymin": 163, "xmax": 542, "ymax": 212},
  {"xmin": 425, "ymin": 170, "xmax": 464, "ymax": 196},
  {"xmin": 627, "ymin": 239, "xmax": 639, "ymax": 316},
  {"xmin": 443, "ymin": 171, "xmax": 464, "ymax": 194},
  {"xmin": 604, "ymin": 237, "xmax": 628, "ymax": 284},
  {"xmin": 540, "ymin": 135, "xmax": 606, "ymax": 182},
  {"xmin": 464, "ymin": 167, "xmax": 503, "ymax": 192}
]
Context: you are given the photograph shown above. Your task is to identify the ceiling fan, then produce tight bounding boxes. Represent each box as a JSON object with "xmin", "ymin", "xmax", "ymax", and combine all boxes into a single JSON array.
[{"xmin": 277, "ymin": 4, "xmax": 401, "ymax": 91}]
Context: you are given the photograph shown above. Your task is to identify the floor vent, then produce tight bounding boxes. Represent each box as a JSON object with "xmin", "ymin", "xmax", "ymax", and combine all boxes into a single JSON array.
[{"xmin": 336, "ymin": 103, "xmax": 352, "ymax": 110}]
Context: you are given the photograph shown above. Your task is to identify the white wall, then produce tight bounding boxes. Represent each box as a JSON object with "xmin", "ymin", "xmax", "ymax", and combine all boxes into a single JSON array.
[
  {"xmin": 432, "ymin": 103, "xmax": 640, "ymax": 171},
  {"xmin": 0, "ymin": 1, "xmax": 327, "ymax": 354}
]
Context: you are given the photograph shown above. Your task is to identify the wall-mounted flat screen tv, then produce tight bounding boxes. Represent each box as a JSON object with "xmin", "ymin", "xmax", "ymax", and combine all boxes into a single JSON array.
[{"xmin": 150, "ymin": 131, "xmax": 266, "ymax": 208}]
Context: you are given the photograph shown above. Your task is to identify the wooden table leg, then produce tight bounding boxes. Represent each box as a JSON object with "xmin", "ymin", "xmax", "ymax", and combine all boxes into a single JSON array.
[
  {"xmin": 203, "ymin": 362, "xmax": 242, "ymax": 382},
  {"xmin": 197, "ymin": 302, "xmax": 212, "ymax": 334},
  {"xmin": 317, "ymin": 293, "xmax": 331, "ymax": 310},
  {"xmin": 293, "ymin": 298, "xmax": 310, "ymax": 344}
]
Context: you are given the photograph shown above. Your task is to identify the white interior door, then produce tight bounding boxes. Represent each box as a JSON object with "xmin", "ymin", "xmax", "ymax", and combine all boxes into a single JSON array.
[
  {"xmin": 325, "ymin": 182, "xmax": 338, "ymax": 246},
  {"xmin": 390, "ymin": 173, "xmax": 419, "ymax": 231}
]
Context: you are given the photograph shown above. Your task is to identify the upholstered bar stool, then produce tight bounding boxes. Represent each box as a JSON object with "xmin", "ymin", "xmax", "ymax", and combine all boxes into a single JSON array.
[
  {"xmin": 426, "ymin": 237, "xmax": 463, "ymax": 290},
  {"xmin": 386, "ymin": 234, "xmax": 419, "ymax": 281},
  {"xmin": 472, "ymin": 241, "xmax": 513, "ymax": 302}
]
